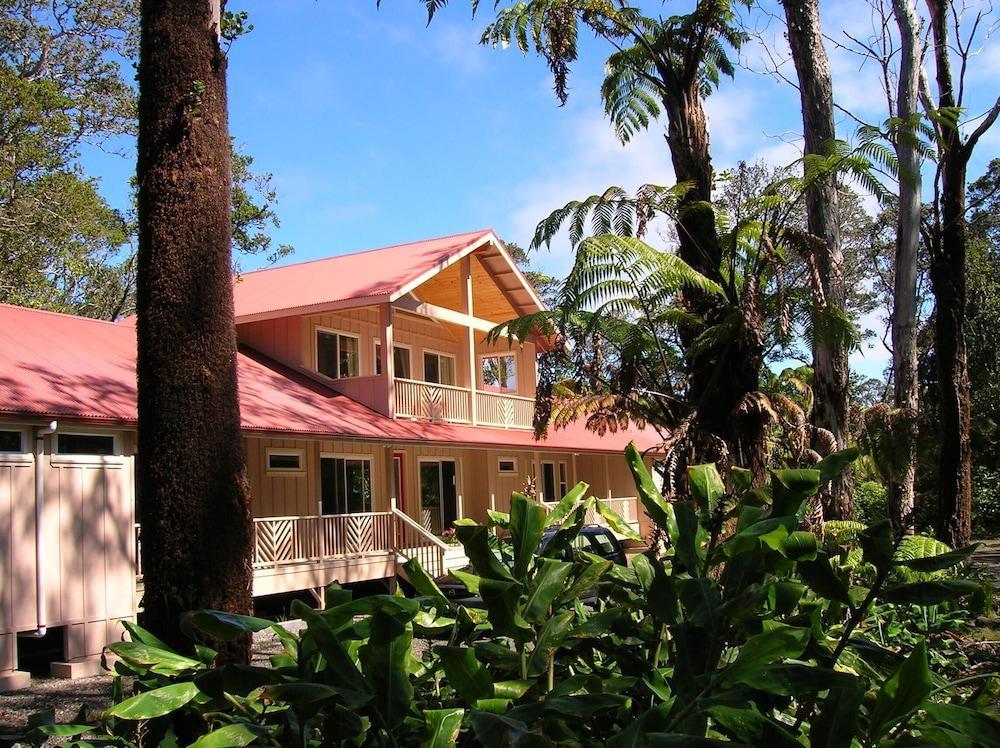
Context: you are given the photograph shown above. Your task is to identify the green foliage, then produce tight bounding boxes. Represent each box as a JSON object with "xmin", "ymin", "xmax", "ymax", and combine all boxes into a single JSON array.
[
  {"xmin": 854, "ymin": 479, "xmax": 888, "ymax": 524},
  {"xmin": 25, "ymin": 449, "xmax": 997, "ymax": 746}
]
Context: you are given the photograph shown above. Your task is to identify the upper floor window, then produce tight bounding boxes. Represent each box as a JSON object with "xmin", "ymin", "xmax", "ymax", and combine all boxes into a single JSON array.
[
  {"xmin": 423, "ymin": 351, "xmax": 456, "ymax": 386},
  {"xmin": 317, "ymin": 330, "xmax": 359, "ymax": 379},
  {"xmin": 374, "ymin": 342, "xmax": 412, "ymax": 379},
  {"xmin": 482, "ymin": 353, "xmax": 517, "ymax": 393}
]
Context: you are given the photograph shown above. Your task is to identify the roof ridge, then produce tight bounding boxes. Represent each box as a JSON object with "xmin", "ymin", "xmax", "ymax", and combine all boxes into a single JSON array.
[
  {"xmin": 236, "ymin": 228, "xmax": 494, "ymax": 278},
  {"xmin": 0, "ymin": 303, "xmax": 128, "ymax": 327}
]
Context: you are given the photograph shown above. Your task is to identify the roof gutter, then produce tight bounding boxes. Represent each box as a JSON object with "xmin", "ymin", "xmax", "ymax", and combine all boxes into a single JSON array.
[{"xmin": 21, "ymin": 420, "xmax": 57, "ymax": 638}]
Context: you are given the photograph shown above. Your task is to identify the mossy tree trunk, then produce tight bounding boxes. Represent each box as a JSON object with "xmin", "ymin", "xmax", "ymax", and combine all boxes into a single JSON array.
[{"xmin": 135, "ymin": 0, "xmax": 253, "ymax": 660}]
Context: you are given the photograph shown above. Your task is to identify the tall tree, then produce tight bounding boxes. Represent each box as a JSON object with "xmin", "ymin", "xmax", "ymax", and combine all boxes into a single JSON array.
[
  {"xmin": 780, "ymin": 0, "xmax": 852, "ymax": 518},
  {"xmin": 922, "ymin": 0, "xmax": 1000, "ymax": 547},
  {"xmin": 136, "ymin": 0, "xmax": 253, "ymax": 657},
  {"xmin": 887, "ymin": 0, "xmax": 923, "ymax": 533}
]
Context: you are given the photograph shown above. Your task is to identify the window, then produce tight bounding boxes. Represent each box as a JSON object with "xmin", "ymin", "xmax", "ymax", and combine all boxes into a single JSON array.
[
  {"xmin": 321, "ymin": 456, "xmax": 372, "ymax": 514},
  {"xmin": 267, "ymin": 448, "xmax": 304, "ymax": 474},
  {"xmin": 481, "ymin": 353, "xmax": 517, "ymax": 392},
  {"xmin": 498, "ymin": 458, "xmax": 517, "ymax": 473},
  {"xmin": 316, "ymin": 330, "xmax": 359, "ymax": 379},
  {"xmin": 558, "ymin": 462, "xmax": 568, "ymax": 497},
  {"xmin": 541, "ymin": 461, "xmax": 557, "ymax": 502},
  {"xmin": 57, "ymin": 433, "xmax": 115, "ymax": 456},
  {"xmin": 374, "ymin": 342, "xmax": 412, "ymax": 379},
  {"xmin": 423, "ymin": 351, "xmax": 456, "ymax": 385},
  {"xmin": 0, "ymin": 430, "xmax": 24, "ymax": 453}
]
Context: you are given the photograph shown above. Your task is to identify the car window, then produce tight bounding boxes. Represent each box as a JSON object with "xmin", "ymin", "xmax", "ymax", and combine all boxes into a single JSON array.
[{"xmin": 589, "ymin": 532, "xmax": 618, "ymax": 557}]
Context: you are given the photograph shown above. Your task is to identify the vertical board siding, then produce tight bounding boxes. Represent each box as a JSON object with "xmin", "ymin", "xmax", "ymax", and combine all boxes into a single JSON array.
[
  {"xmin": 0, "ymin": 459, "xmax": 34, "ymax": 635},
  {"xmin": 238, "ymin": 316, "xmax": 303, "ymax": 369}
]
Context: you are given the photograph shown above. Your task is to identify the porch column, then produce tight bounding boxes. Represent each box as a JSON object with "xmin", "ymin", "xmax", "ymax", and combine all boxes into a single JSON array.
[
  {"xmin": 460, "ymin": 255, "xmax": 478, "ymax": 425},
  {"xmin": 379, "ymin": 302, "xmax": 395, "ymax": 418}
]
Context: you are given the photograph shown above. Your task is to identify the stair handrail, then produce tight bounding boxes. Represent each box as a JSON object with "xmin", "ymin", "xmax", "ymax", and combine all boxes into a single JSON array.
[{"xmin": 390, "ymin": 499, "xmax": 451, "ymax": 552}]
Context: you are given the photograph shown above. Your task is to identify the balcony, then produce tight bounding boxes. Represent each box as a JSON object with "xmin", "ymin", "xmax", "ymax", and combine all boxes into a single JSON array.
[{"xmin": 394, "ymin": 378, "xmax": 534, "ymax": 429}]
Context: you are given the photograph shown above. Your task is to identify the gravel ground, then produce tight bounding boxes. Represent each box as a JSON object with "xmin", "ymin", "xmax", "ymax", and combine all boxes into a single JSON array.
[{"xmin": 0, "ymin": 621, "xmax": 310, "ymax": 739}]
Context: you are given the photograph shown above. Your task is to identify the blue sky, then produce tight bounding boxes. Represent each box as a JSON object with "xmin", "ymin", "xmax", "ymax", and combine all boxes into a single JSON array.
[{"xmin": 82, "ymin": 0, "xmax": 1000, "ymax": 378}]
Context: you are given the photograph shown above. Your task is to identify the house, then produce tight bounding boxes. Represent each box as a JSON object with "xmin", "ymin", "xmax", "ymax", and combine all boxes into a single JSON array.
[{"xmin": 0, "ymin": 229, "xmax": 660, "ymax": 690}]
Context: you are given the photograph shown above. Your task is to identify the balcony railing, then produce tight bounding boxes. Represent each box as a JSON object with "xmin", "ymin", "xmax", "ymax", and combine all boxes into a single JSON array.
[
  {"xmin": 395, "ymin": 378, "xmax": 534, "ymax": 429},
  {"xmin": 396, "ymin": 378, "xmax": 471, "ymax": 423},
  {"xmin": 253, "ymin": 513, "xmax": 395, "ymax": 569}
]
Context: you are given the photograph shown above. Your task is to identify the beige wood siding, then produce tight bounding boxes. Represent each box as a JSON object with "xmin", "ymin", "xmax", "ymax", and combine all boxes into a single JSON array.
[{"xmin": 238, "ymin": 316, "xmax": 304, "ymax": 368}]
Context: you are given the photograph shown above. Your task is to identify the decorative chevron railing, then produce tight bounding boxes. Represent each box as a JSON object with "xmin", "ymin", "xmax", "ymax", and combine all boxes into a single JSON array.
[{"xmin": 252, "ymin": 513, "xmax": 395, "ymax": 569}]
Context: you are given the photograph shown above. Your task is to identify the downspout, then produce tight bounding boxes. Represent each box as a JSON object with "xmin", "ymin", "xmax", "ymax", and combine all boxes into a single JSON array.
[{"xmin": 23, "ymin": 421, "xmax": 57, "ymax": 638}]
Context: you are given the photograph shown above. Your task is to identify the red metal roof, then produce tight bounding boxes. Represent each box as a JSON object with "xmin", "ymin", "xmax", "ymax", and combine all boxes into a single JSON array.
[
  {"xmin": 0, "ymin": 304, "xmax": 661, "ymax": 454},
  {"xmin": 232, "ymin": 229, "xmax": 510, "ymax": 322}
]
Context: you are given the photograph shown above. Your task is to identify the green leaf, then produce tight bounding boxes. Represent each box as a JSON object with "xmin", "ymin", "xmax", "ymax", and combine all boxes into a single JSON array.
[
  {"xmin": 480, "ymin": 578, "xmax": 532, "ymax": 642},
  {"xmin": 527, "ymin": 610, "xmax": 575, "ymax": 677},
  {"xmin": 266, "ymin": 682, "xmax": 339, "ymax": 704},
  {"xmin": 189, "ymin": 724, "xmax": 267, "ymax": 748},
  {"xmin": 437, "ymin": 646, "xmax": 494, "ymax": 705},
  {"xmin": 359, "ymin": 608, "xmax": 414, "ymax": 728},
  {"xmin": 456, "ymin": 523, "xmax": 514, "ymax": 581},
  {"xmin": 923, "ymin": 702, "xmax": 1000, "ymax": 746},
  {"xmin": 815, "ymin": 447, "xmax": 860, "ymax": 484},
  {"xmin": 105, "ymin": 641, "xmax": 203, "ymax": 676},
  {"xmin": 594, "ymin": 498, "xmax": 642, "ymax": 541},
  {"xmin": 105, "ymin": 682, "xmax": 199, "ymax": 720},
  {"xmin": 896, "ymin": 542, "xmax": 980, "ymax": 572},
  {"xmin": 770, "ymin": 468, "xmax": 820, "ymax": 516},
  {"xmin": 860, "ymin": 520, "xmax": 894, "ymax": 573},
  {"xmin": 798, "ymin": 553, "xmax": 852, "ymax": 606},
  {"xmin": 869, "ymin": 639, "xmax": 932, "ymax": 740},
  {"xmin": 421, "ymin": 708, "xmax": 465, "ymax": 748},
  {"xmin": 181, "ymin": 610, "xmax": 275, "ymax": 641},
  {"xmin": 510, "ymin": 492, "xmax": 547, "ymax": 579},
  {"xmin": 732, "ymin": 663, "xmax": 858, "ymax": 696},
  {"xmin": 121, "ymin": 620, "xmax": 172, "ymax": 651},
  {"xmin": 780, "ymin": 530, "xmax": 818, "ymax": 560},
  {"xmin": 731, "ymin": 466, "xmax": 752, "ymax": 493},
  {"xmin": 544, "ymin": 481, "xmax": 589, "ymax": 527},
  {"xmin": 707, "ymin": 704, "xmax": 802, "ymax": 747},
  {"xmin": 688, "ymin": 463, "xmax": 725, "ymax": 519},
  {"xmin": 724, "ymin": 625, "xmax": 811, "ymax": 683},
  {"xmin": 879, "ymin": 579, "xmax": 982, "ymax": 606},
  {"xmin": 809, "ymin": 679, "xmax": 864, "ymax": 748},
  {"xmin": 469, "ymin": 711, "xmax": 538, "ymax": 748},
  {"xmin": 291, "ymin": 599, "xmax": 372, "ymax": 708},
  {"xmin": 626, "ymin": 442, "xmax": 675, "ymax": 536},
  {"xmin": 523, "ymin": 557, "xmax": 574, "ymax": 621},
  {"xmin": 402, "ymin": 557, "xmax": 451, "ymax": 611},
  {"xmin": 672, "ymin": 500, "xmax": 707, "ymax": 575}
]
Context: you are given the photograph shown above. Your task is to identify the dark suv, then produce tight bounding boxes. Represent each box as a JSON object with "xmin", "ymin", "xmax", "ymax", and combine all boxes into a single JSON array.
[{"xmin": 436, "ymin": 525, "xmax": 626, "ymax": 605}]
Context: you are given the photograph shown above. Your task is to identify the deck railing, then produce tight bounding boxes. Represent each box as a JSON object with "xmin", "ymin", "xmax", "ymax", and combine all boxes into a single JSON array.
[
  {"xmin": 391, "ymin": 502, "xmax": 448, "ymax": 579},
  {"xmin": 475, "ymin": 390, "xmax": 534, "ymax": 429},
  {"xmin": 395, "ymin": 378, "xmax": 472, "ymax": 423},
  {"xmin": 253, "ymin": 513, "xmax": 395, "ymax": 569}
]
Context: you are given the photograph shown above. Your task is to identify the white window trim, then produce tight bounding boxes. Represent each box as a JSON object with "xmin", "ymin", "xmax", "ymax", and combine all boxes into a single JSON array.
[
  {"xmin": 480, "ymin": 352, "xmax": 518, "ymax": 392},
  {"xmin": 422, "ymin": 348, "xmax": 458, "ymax": 386},
  {"xmin": 0, "ymin": 426, "xmax": 31, "ymax": 465},
  {"xmin": 314, "ymin": 326, "xmax": 361, "ymax": 380},
  {"xmin": 266, "ymin": 447, "xmax": 306, "ymax": 476},
  {"xmin": 374, "ymin": 339, "xmax": 413, "ymax": 379},
  {"xmin": 497, "ymin": 456, "xmax": 518, "ymax": 473},
  {"xmin": 319, "ymin": 452, "xmax": 375, "ymax": 515},
  {"xmin": 51, "ymin": 430, "xmax": 123, "ymax": 467},
  {"xmin": 558, "ymin": 461, "xmax": 569, "ymax": 498},
  {"xmin": 540, "ymin": 460, "xmax": 560, "ymax": 503},
  {"xmin": 417, "ymin": 457, "xmax": 463, "ymax": 529}
]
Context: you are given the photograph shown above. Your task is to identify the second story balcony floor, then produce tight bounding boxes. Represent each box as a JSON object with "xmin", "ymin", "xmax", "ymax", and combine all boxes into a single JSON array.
[{"xmin": 232, "ymin": 231, "xmax": 548, "ymax": 430}]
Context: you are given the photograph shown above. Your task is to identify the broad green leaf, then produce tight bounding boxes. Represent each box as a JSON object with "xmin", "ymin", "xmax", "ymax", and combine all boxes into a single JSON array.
[
  {"xmin": 450, "ymin": 568, "xmax": 482, "ymax": 595},
  {"xmin": 181, "ymin": 610, "xmax": 275, "ymax": 642},
  {"xmin": 105, "ymin": 682, "xmax": 199, "ymax": 720},
  {"xmin": 688, "ymin": 463, "xmax": 725, "ymax": 519},
  {"xmin": 189, "ymin": 724, "xmax": 267, "ymax": 748},
  {"xmin": 672, "ymin": 500, "xmax": 707, "ymax": 575},
  {"xmin": 539, "ymin": 693, "xmax": 629, "ymax": 719},
  {"xmin": 437, "ymin": 646, "xmax": 494, "ymax": 704},
  {"xmin": 27, "ymin": 723, "xmax": 94, "ymax": 738},
  {"xmin": 359, "ymin": 608, "xmax": 414, "ymax": 728},
  {"xmin": 869, "ymin": 639, "xmax": 932, "ymax": 741},
  {"xmin": 810, "ymin": 679, "xmax": 864, "ymax": 748},
  {"xmin": 780, "ymin": 530, "xmax": 818, "ymax": 560},
  {"xmin": 798, "ymin": 553, "xmax": 853, "ymax": 606},
  {"xmin": 523, "ymin": 557, "xmax": 574, "ymax": 621},
  {"xmin": 731, "ymin": 466, "xmax": 752, "ymax": 492},
  {"xmin": 570, "ymin": 607, "xmax": 626, "ymax": 639},
  {"xmin": 265, "ymin": 682, "xmax": 339, "ymax": 704},
  {"xmin": 510, "ymin": 492, "xmax": 547, "ymax": 579},
  {"xmin": 707, "ymin": 704, "xmax": 801, "ymax": 747},
  {"xmin": 455, "ymin": 523, "xmax": 513, "ymax": 581},
  {"xmin": 723, "ymin": 625, "xmax": 811, "ymax": 683},
  {"xmin": 487, "ymin": 509, "xmax": 510, "ymax": 528},
  {"xmin": 526, "ymin": 610, "xmax": 574, "ymax": 677},
  {"xmin": 626, "ymin": 442, "xmax": 675, "ymax": 536},
  {"xmin": 469, "ymin": 711, "xmax": 536, "ymax": 747},
  {"xmin": 895, "ymin": 542, "xmax": 980, "ymax": 572},
  {"xmin": 121, "ymin": 620, "xmax": 171, "ymax": 651},
  {"xmin": 541, "ymin": 501, "xmax": 589, "ymax": 561},
  {"xmin": 732, "ymin": 663, "xmax": 858, "ymax": 696},
  {"xmin": 879, "ymin": 579, "xmax": 982, "ymax": 606},
  {"xmin": 770, "ymin": 468, "xmax": 820, "ymax": 516},
  {"xmin": 559, "ymin": 555, "xmax": 612, "ymax": 604},
  {"xmin": 421, "ymin": 708, "xmax": 465, "ymax": 748},
  {"xmin": 402, "ymin": 557, "xmax": 451, "ymax": 611},
  {"xmin": 194, "ymin": 663, "xmax": 286, "ymax": 698},
  {"xmin": 480, "ymin": 578, "xmax": 532, "ymax": 642},
  {"xmin": 105, "ymin": 641, "xmax": 203, "ymax": 676},
  {"xmin": 594, "ymin": 498, "xmax": 643, "ymax": 541},
  {"xmin": 860, "ymin": 520, "xmax": 894, "ymax": 573},
  {"xmin": 544, "ymin": 481, "xmax": 589, "ymax": 527},
  {"xmin": 645, "ymin": 736, "xmax": 735, "ymax": 747},
  {"xmin": 815, "ymin": 447, "xmax": 860, "ymax": 484},
  {"xmin": 291, "ymin": 599, "xmax": 372, "ymax": 708},
  {"xmin": 923, "ymin": 702, "xmax": 1000, "ymax": 746}
]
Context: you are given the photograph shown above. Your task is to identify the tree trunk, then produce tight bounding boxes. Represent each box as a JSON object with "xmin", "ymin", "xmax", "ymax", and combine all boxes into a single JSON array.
[
  {"xmin": 136, "ymin": 0, "xmax": 254, "ymax": 659},
  {"xmin": 660, "ymin": 78, "xmax": 763, "ymax": 461},
  {"xmin": 889, "ymin": 0, "xmax": 922, "ymax": 534},
  {"xmin": 925, "ymin": 0, "xmax": 972, "ymax": 547},
  {"xmin": 781, "ymin": 0, "xmax": 852, "ymax": 519}
]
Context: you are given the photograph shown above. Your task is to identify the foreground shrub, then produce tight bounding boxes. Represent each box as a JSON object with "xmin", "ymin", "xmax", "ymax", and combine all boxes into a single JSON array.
[{"xmin": 20, "ymin": 447, "xmax": 999, "ymax": 746}]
